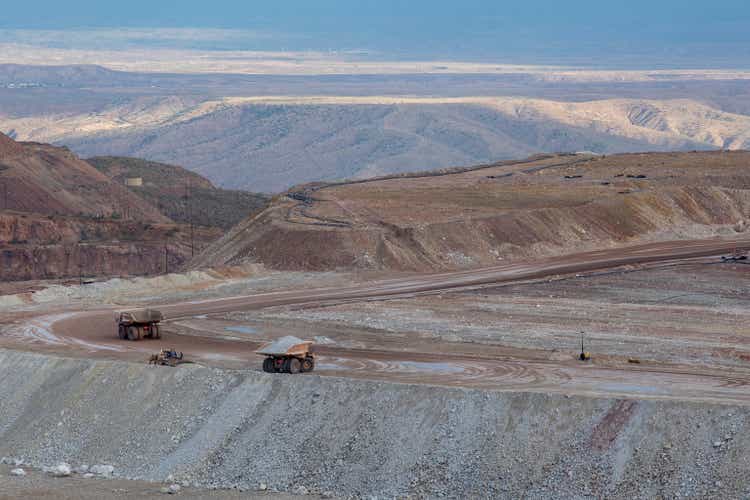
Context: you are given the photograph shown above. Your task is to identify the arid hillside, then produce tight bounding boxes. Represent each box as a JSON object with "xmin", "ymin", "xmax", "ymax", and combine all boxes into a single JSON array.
[
  {"xmin": 193, "ymin": 151, "xmax": 750, "ymax": 271},
  {"xmin": 87, "ymin": 156, "xmax": 270, "ymax": 229},
  {"xmin": 5, "ymin": 96, "xmax": 750, "ymax": 191},
  {"xmin": 0, "ymin": 134, "xmax": 231, "ymax": 281},
  {"xmin": 0, "ymin": 137, "xmax": 166, "ymax": 221}
]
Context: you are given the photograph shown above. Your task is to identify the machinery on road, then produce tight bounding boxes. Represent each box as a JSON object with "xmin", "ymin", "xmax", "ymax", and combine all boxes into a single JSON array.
[
  {"xmin": 722, "ymin": 249, "xmax": 749, "ymax": 262},
  {"xmin": 258, "ymin": 336, "xmax": 315, "ymax": 374},
  {"xmin": 116, "ymin": 309, "xmax": 163, "ymax": 341},
  {"xmin": 148, "ymin": 348, "xmax": 184, "ymax": 367},
  {"xmin": 579, "ymin": 333, "xmax": 591, "ymax": 362}
]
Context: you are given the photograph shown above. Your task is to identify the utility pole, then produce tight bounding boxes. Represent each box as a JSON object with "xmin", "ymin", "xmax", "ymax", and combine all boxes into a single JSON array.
[
  {"xmin": 186, "ymin": 179, "xmax": 194, "ymax": 257},
  {"xmin": 164, "ymin": 243, "xmax": 169, "ymax": 274},
  {"xmin": 78, "ymin": 244, "xmax": 83, "ymax": 286}
]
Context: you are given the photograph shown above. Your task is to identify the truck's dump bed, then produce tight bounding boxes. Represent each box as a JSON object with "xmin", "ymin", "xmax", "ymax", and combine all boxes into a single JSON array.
[
  {"xmin": 119, "ymin": 308, "xmax": 163, "ymax": 324},
  {"xmin": 256, "ymin": 336, "xmax": 313, "ymax": 356}
]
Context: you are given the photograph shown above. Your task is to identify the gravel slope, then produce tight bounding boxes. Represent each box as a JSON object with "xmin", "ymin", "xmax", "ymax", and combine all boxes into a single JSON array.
[{"xmin": 1, "ymin": 349, "xmax": 749, "ymax": 499}]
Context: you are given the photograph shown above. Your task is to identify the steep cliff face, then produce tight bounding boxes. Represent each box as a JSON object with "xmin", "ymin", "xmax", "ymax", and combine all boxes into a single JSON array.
[
  {"xmin": 0, "ymin": 134, "xmax": 222, "ymax": 281},
  {"xmin": 0, "ymin": 212, "xmax": 220, "ymax": 281},
  {"xmin": 193, "ymin": 151, "xmax": 750, "ymax": 272}
]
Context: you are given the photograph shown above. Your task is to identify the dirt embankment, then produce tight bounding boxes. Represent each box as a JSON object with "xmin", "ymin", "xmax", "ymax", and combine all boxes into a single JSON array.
[
  {"xmin": 194, "ymin": 151, "xmax": 750, "ymax": 272},
  {"xmin": 0, "ymin": 213, "xmax": 220, "ymax": 281},
  {"xmin": 0, "ymin": 349, "xmax": 748, "ymax": 499},
  {"xmin": 0, "ymin": 134, "xmax": 240, "ymax": 281}
]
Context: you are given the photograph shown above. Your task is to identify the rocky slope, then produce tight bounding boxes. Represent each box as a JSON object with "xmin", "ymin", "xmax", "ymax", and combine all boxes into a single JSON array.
[
  {"xmin": 87, "ymin": 156, "xmax": 269, "ymax": 230},
  {"xmin": 193, "ymin": 151, "xmax": 750, "ymax": 272},
  {"xmin": 0, "ymin": 136, "xmax": 166, "ymax": 220},
  {"xmin": 0, "ymin": 349, "xmax": 748, "ymax": 499},
  {"xmin": 0, "ymin": 134, "xmax": 223, "ymax": 281}
]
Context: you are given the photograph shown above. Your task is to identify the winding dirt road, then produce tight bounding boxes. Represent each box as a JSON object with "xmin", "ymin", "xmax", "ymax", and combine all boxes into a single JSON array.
[{"xmin": 4, "ymin": 237, "xmax": 750, "ymax": 404}]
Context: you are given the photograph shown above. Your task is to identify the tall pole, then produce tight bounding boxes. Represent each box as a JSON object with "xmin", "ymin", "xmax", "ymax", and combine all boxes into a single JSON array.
[
  {"xmin": 187, "ymin": 179, "xmax": 194, "ymax": 257},
  {"xmin": 164, "ymin": 244, "xmax": 169, "ymax": 274},
  {"xmin": 78, "ymin": 244, "xmax": 83, "ymax": 286}
]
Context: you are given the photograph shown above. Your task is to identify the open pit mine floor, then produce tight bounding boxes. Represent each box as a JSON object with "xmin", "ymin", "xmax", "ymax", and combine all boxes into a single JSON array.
[{"xmin": 2, "ymin": 237, "xmax": 750, "ymax": 405}]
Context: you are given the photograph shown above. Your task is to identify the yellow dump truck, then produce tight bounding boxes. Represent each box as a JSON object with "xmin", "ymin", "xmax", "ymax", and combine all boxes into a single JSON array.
[
  {"xmin": 257, "ymin": 336, "xmax": 315, "ymax": 374},
  {"xmin": 116, "ymin": 309, "xmax": 163, "ymax": 341}
]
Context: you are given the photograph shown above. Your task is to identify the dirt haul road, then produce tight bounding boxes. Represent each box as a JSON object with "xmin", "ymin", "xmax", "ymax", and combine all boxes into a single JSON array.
[{"xmin": 4, "ymin": 237, "xmax": 750, "ymax": 404}]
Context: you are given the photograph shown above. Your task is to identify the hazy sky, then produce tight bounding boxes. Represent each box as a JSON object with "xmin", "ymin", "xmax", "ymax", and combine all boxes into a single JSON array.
[{"xmin": 2, "ymin": 0, "xmax": 750, "ymax": 67}]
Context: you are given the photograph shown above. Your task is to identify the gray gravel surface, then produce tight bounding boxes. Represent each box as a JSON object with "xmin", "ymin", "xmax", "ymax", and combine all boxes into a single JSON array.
[
  {"xmin": 1, "ymin": 349, "xmax": 750, "ymax": 499},
  {"xmin": 0, "ymin": 463, "xmax": 312, "ymax": 499}
]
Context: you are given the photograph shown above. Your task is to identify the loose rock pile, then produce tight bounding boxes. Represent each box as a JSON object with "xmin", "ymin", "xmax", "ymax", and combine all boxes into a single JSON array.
[{"xmin": 2, "ymin": 350, "xmax": 750, "ymax": 498}]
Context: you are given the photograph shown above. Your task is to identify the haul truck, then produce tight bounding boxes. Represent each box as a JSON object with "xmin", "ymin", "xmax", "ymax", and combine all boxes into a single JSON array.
[
  {"xmin": 258, "ymin": 336, "xmax": 315, "ymax": 374},
  {"xmin": 116, "ymin": 309, "xmax": 163, "ymax": 341}
]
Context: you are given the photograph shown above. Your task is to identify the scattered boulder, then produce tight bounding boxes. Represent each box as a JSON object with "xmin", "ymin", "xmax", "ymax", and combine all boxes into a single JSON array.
[
  {"xmin": 50, "ymin": 463, "xmax": 72, "ymax": 477},
  {"xmin": 259, "ymin": 482, "xmax": 268, "ymax": 491},
  {"xmin": 90, "ymin": 464, "xmax": 115, "ymax": 476},
  {"xmin": 10, "ymin": 468, "xmax": 26, "ymax": 477},
  {"xmin": 160, "ymin": 484, "xmax": 182, "ymax": 494},
  {"xmin": 293, "ymin": 485, "xmax": 310, "ymax": 495}
]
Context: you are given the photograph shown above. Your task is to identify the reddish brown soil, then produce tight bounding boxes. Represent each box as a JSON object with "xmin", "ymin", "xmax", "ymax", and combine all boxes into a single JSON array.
[
  {"xmin": 0, "ymin": 132, "xmax": 23, "ymax": 156},
  {"xmin": 0, "ymin": 134, "xmax": 222, "ymax": 280},
  {"xmin": 590, "ymin": 400, "xmax": 639, "ymax": 451},
  {"xmin": 0, "ymin": 136, "xmax": 165, "ymax": 221}
]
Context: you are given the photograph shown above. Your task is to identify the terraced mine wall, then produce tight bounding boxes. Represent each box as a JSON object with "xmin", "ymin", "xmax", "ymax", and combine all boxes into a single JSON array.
[
  {"xmin": 0, "ymin": 213, "xmax": 220, "ymax": 281},
  {"xmin": 1, "ymin": 349, "xmax": 749, "ymax": 499},
  {"xmin": 194, "ymin": 152, "xmax": 750, "ymax": 273}
]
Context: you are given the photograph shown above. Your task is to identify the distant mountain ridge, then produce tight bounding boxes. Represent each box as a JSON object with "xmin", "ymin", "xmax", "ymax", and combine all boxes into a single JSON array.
[{"xmin": 3, "ymin": 96, "xmax": 749, "ymax": 191}]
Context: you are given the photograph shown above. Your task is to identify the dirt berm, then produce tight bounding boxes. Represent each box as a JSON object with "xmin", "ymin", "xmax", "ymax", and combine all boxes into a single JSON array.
[{"xmin": 1, "ymin": 349, "xmax": 748, "ymax": 499}]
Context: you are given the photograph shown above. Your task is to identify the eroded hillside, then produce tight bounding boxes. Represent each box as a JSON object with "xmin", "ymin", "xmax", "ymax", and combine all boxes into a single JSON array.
[
  {"xmin": 193, "ymin": 151, "xmax": 750, "ymax": 271},
  {"xmin": 4, "ymin": 96, "xmax": 750, "ymax": 191},
  {"xmin": 0, "ymin": 134, "xmax": 227, "ymax": 281}
]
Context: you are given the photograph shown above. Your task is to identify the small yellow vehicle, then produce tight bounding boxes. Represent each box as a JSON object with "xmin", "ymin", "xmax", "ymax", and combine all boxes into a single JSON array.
[{"xmin": 148, "ymin": 349, "xmax": 185, "ymax": 367}]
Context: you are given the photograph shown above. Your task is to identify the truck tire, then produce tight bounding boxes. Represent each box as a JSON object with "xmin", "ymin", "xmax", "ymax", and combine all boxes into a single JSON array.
[
  {"xmin": 302, "ymin": 357, "xmax": 314, "ymax": 373},
  {"xmin": 118, "ymin": 325, "xmax": 127, "ymax": 340},
  {"xmin": 289, "ymin": 358, "xmax": 302, "ymax": 374},
  {"xmin": 152, "ymin": 325, "xmax": 161, "ymax": 339},
  {"xmin": 281, "ymin": 358, "xmax": 292, "ymax": 373},
  {"xmin": 263, "ymin": 357, "xmax": 274, "ymax": 373},
  {"xmin": 127, "ymin": 326, "xmax": 139, "ymax": 341}
]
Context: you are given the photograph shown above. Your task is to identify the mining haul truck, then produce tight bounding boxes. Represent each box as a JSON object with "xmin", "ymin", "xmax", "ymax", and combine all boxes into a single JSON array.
[
  {"xmin": 258, "ymin": 336, "xmax": 315, "ymax": 374},
  {"xmin": 117, "ymin": 308, "xmax": 163, "ymax": 341}
]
